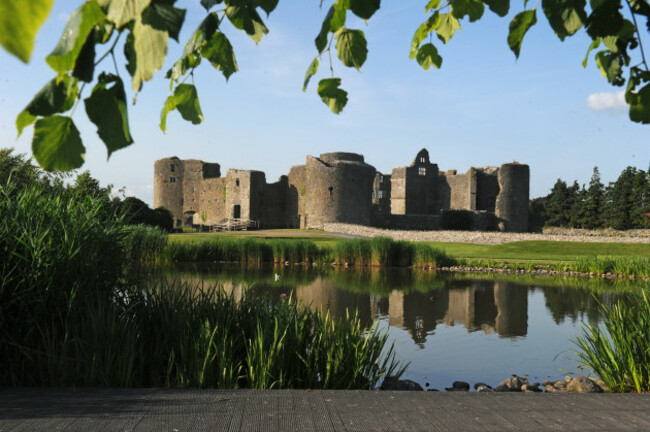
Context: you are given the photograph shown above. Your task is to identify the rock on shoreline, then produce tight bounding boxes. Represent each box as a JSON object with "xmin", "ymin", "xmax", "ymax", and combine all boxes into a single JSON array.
[{"xmin": 381, "ymin": 375, "xmax": 605, "ymax": 393}]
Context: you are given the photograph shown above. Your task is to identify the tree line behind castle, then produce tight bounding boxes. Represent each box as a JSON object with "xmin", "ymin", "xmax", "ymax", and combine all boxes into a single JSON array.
[{"xmin": 530, "ymin": 167, "xmax": 650, "ymax": 231}]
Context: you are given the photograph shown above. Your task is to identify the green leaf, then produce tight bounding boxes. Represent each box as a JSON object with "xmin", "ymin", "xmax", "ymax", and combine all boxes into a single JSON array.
[
  {"xmin": 226, "ymin": 4, "xmax": 269, "ymax": 44},
  {"xmin": 46, "ymin": 1, "xmax": 106, "ymax": 74},
  {"xmin": 335, "ymin": 28, "xmax": 367, "ymax": 69},
  {"xmin": 141, "ymin": 2, "xmax": 186, "ymax": 41},
  {"xmin": 410, "ymin": 12, "xmax": 440, "ymax": 59},
  {"xmin": 626, "ymin": 84, "xmax": 650, "ymax": 124},
  {"xmin": 303, "ymin": 58, "xmax": 319, "ymax": 91},
  {"xmin": 317, "ymin": 78, "xmax": 348, "ymax": 114},
  {"xmin": 507, "ymin": 9, "xmax": 537, "ymax": 59},
  {"xmin": 483, "ymin": 0, "xmax": 510, "ymax": 16},
  {"xmin": 585, "ymin": 0, "xmax": 624, "ymax": 38},
  {"xmin": 256, "ymin": 0, "xmax": 280, "ymax": 16},
  {"xmin": 416, "ymin": 43, "xmax": 442, "ymax": 70},
  {"xmin": 73, "ymin": 29, "xmax": 96, "ymax": 82},
  {"xmin": 315, "ymin": 4, "xmax": 347, "ymax": 52},
  {"xmin": 183, "ymin": 12, "xmax": 218, "ymax": 55},
  {"xmin": 124, "ymin": 31, "xmax": 137, "ymax": 77},
  {"xmin": 166, "ymin": 13, "xmax": 219, "ymax": 83},
  {"xmin": 200, "ymin": 31, "xmax": 238, "ymax": 80},
  {"xmin": 436, "ymin": 13, "xmax": 461, "ymax": 44},
  {"xmin": 160, "ymin": 84, "xmax": 204, "ymax": 132},
  {"xmin": 84, "ymin": 73, "xmax": 133, "ymax": 158},
  {"xmin": 32, "ymin": 116, "xmax": 85, "ymax": 171},
  {"xmin": 542, "ymin": 0, "xmax": 586, "ymax": 40},
  {"xmin": 16, "ymin": 75, "xmax": 78, "ymax": 136},
  {"xmin": 132, "ymin": 16, "xmax": 168, "ymax": 91},
  {"xmin": 595, "ymin": 50, "xmax": 623, "ymax": 85},
  {"xmin": 0, "ymin": 0, "xmax": 54, "ymax": 62},
  {"xmin": 349, "ymin": 0, "xmax": 381, "ymax": 19},
  {"xmin": 582, "ymin": 37, "xmax": 600, "ymax": 67},
  {"xmin": 451, "ymin": 0, "xmax": 485, "ymax": 22},
  {"xmin": 200, "ymin": 0, "xmax": 223, "ymax": 11},
  {"xmin": 107, "ymin": 0, "xmax": 151, "ymax": 28},
  {"xmin": 425, "ymin": 0, "xmax": 441, "ymax": 12},
  {"xmin": 16, "ymin": 111, "xmax": 36, "ymax": 137}
]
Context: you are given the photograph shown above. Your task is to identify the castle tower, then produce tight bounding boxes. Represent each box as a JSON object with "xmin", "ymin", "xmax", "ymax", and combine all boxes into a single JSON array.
[
  {"xmin": 154, "ymin": 157, "xmax": 221, "ymax": 228},
  {"xmin": 304, "ymin": 152, "xmax": 376, "ymax": 227},
  {"xmin": 495, "ymin": 163, "xmax": 530, "ymax": 232},
  {"xmin": 391, "ymin": 149, "xmax": 439, "ymax": 215},
  {"xmin": 154, "ymin": 157, "xmax": 184, "ymax": 227}
]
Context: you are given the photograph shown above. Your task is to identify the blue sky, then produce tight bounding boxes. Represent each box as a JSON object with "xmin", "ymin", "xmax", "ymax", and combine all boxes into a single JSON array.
[{"xmin": 0, "ymin": 1, "xmax": 648, "ymax": 206}]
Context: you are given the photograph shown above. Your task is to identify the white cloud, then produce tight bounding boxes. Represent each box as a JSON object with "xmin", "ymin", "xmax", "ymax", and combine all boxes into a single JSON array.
[{"xmin": 586, "ymin": 91, "xmax": 627, "ymax": 113}]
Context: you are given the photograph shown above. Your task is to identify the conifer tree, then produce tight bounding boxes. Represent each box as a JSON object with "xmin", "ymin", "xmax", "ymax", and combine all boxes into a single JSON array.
[
  {"xmin": 604, "ymin": 167, "xmax": 637, "ymax": 230},
  {"xmin": 582, "ymin": 167, "xmax": 604, "ymax": 229},
  {"xmin": 545, "ymin": 179, "xmax": 571, "ymax": 227}
]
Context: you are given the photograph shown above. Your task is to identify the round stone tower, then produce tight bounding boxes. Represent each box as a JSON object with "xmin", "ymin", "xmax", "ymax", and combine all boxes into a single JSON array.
[
  {"xmin": 495, "ymin": 163, "xmax": 530, "ymax": 232},
  {"xmin": 154, "ymin": 157, "xmax": 184, "ymax": 226},
  {"xmin": 304, "ymin": 152, "xmax": 376, "ymax": 227}
]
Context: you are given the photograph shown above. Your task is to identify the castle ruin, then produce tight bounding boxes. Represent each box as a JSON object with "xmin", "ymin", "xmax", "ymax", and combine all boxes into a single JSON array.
[{"xmin": 154, "ymin": 149, "xmax": 529, "ymax": 232}]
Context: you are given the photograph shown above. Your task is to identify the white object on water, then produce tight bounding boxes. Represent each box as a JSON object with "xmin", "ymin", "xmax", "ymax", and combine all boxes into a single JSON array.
[{"xmin": 274, "ymin": 273, "xmax": 280, "ymax": 281}]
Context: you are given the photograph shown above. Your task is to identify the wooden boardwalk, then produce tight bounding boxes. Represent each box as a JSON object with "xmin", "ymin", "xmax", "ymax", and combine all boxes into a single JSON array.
[{"xmin": 2, "ymin": 388, "xmax": 650, "ymax": 431}]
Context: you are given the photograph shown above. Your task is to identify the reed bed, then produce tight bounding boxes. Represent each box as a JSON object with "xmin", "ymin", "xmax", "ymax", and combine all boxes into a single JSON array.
[
  {"xmin": 575, "ymin": 293, "xmax": 650, "ymax": 393},
  {"xmin": 1, "ymin": 183, "xmax": 126, "ymax": 385},
  {"xmin": 1, "ymin": 182, "xmax": 404, "ymax": 388},
  {"xmin": 164, "ymin": 236, "xmax": 457, "ymax": 268},
  {"xmin": 572, "ymin": 256, "xmax": 650, "ymax": 278},
  {"xmin": 5, "ymin": 280, "xmax": 405, "ymax": 388},
  {"xmin": 122, "ymin": 225, "xmax": 169, "ymax": 261}
]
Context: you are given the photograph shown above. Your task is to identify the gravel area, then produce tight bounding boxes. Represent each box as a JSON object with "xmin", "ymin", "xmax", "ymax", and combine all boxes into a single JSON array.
[{"xmin": 323, "ymin": 223, "xmax": 650, "ymax": 245}]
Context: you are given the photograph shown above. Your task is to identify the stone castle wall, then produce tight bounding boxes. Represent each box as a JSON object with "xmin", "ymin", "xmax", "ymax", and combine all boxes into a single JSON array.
[
  {"xmin": 154, "ymin": 150, "xmax": 530, "ymax": 232},
  {"xmin": 495, "ymin": 163, "xmax": 530, "ymax": 232},
  {"xmin": 304, "ymin": 153, "xmax": 375, "ymax": 228},
  {"xmin": 287, "ymin": 165, "xmax": 306, "ymax": 228}
]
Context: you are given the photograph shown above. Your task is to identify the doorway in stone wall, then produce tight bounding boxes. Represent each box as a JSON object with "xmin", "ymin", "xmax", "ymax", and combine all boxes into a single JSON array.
[
  {"xmin": 183, "ymin": 211, "xmax": 196, "ymax": 228},
  {"xmin": 233, "ymin": 205, "xmax": 241, "ymax": 219}
]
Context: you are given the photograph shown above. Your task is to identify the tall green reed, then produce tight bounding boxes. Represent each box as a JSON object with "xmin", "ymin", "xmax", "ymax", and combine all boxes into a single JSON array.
[
  {"xmin": 574, "ymin": 293, "xmax": 650, "ymax": 393},
  {"xmin": 0, "ymin": 182, "xmax": 126, "ymax": 385}
]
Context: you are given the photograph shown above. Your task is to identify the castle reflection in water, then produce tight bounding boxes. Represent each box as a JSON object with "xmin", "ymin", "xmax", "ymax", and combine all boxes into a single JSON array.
[
  {"xmin": 294, "ymin": 278, "xmax": 526, "ymax": 343},
  {"xmin": 202, "ymin": 273, "xmax": 532, "ymax": 344}
]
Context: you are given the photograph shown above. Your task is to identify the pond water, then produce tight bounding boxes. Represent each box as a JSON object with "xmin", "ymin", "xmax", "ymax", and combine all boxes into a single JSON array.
[{"xmin": 151, "ymin": 264, "xmax": 643, "ymax": 390}]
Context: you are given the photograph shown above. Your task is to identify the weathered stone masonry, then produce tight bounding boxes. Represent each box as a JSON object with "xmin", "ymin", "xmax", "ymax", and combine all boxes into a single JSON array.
[{"xmin": 154, "ymin": 150, "xmax": 530, "ymax": 232}]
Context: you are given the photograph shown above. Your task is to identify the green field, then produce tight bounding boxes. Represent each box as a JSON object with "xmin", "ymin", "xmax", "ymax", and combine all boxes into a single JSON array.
[
  {"xmin": 424, "ymin": 240, "xmax": 650, "ymax": 264},
  {"xmin": 170, "ymin": 232, "xmax": 650, "ymax": 266}
]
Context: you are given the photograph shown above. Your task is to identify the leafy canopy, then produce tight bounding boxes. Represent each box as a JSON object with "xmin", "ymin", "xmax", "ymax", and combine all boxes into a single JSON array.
[{"xmin": 0, "ymin": 0, "xmax": 648, "ymax": 171}]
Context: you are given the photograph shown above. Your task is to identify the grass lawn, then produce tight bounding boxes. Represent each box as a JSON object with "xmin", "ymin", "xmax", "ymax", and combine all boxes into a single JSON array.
[
  {"xmin": 169, "ymin": 231, "xmax": 649, "ymax": 265},
  {"xmin": 424, "ymin": 240, "xmax": 650, "ymax": 263}
]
